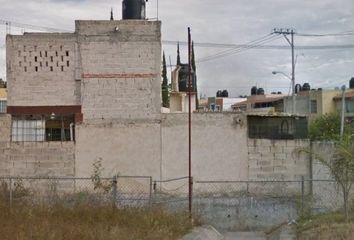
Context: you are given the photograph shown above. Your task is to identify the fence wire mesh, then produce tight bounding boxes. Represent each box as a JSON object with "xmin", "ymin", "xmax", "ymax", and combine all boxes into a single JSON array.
[
  {"xmin": 0, "ymin": 176, "xmax": 352, "ymax": 222},
  {"xmin": 0, "ymin": 176, "xmax": 152, "ymax": 208},
  {"xmin": 152, "ymin": 177, "xmax": 190, "ymax": 210}
]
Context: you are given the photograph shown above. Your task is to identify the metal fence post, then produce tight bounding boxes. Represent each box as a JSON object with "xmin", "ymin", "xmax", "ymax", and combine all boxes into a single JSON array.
[
  {"xmin": 301, "ymin": 176, "xmax": 305, "ymax": 214},
  {"xmin": 112, "ymin": 176, "xmax": 117, "ymax": 208},
  {"xmin": 9, "ymin": 177, "xmax": 13, "ymax": 210},
  {"xmin": 149, "ymin": 177, "xmax": 152, "ymax": 209},
  {"xmin": 190, "ymin": 176, "xmax": 194, "ymax": 214}
]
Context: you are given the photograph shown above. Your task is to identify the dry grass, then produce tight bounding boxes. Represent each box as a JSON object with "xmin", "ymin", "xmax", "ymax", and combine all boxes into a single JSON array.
[
  {"xmin": 298, "ymin": 213, "xmax": 354, "ymax": 240},
  {"xmin": 0, "ymin": 201, "xmax": 195, "ymax": 240}
]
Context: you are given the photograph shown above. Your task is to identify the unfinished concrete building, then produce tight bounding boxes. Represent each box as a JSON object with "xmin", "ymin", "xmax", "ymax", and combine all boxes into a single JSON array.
[{"xmin": 3, "ymin": 1, "xmax": 163, "ymax": 178}]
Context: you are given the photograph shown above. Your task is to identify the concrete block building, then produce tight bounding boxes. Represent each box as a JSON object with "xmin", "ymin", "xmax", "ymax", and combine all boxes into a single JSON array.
[
  {"xmin": 0, "ymin": 2, "xmax": 312, "ymax": 183},
  {"xmin": 4, "ymin": 2, "xmax": 163, "ymax": 178}
]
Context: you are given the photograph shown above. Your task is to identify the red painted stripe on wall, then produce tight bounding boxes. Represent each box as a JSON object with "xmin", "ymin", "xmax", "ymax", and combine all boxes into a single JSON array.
[{"xmin": 82, "ymin": 73, "xmax": 158, "ymax": 79}]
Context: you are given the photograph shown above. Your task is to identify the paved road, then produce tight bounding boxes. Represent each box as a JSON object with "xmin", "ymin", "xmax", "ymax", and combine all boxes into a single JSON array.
[
  {"xmin": 224, "ymin": 232, "xmax": 266, "ymax": 240},
  {"xmin": 181, "ymin": 225, "xmax": 295, "ymax": 240}
]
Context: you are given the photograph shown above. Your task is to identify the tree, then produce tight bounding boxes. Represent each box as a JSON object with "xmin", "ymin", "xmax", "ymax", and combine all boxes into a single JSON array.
[
  {"xmin": 309, "ymin": 112, "xmax": 353, "ymax": 141},
  {"xmin": 301, "ymin": 113, "xmax": 354, "ymax": 222},
  {"xmin": 161, "ymin": 52, "xmax": 169, "ymax": 108},
  {"xmin": 176, "ymin": 42, "xmax": 181, "ymax": 66},
  {"xmin": 191, "ymin": 41, "xmax": 198, "ymax": 109}
]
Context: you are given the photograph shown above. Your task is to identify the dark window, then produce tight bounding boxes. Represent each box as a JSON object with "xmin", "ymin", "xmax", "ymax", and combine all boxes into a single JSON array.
[
  {"xmin": 61, "ymin": 66, "xmax": 64, "ymax": 72},
  {"xmin": 35, "ymin": 56, "xmax": 37, "ymax": 62},
  {"xmin": 11, "ymin": 115, "xmax": 75, "ymax": 142},
  {"xmin": 35, "ymin": 66, "xmax": 38, "ymax": 72},
  {"xmin": 50, "ymin": 66, "xmax": 53, "ymax": 72},
  {"xmin": 66, "ymin": 51, "xmax": 69, "ymax": 56},
  {"xmin": 50, "ymin": 56, "xmax": 53, "ymax": 62},
  {"xmin": 0, "ymin": 100, "xmax": 6, "ymax": 113},
  {"xmin": 46, "ymin": 62, "xmax": 48, "ymax": 67},
  {"xmin": 67, "ymin": 61, "xmax": 69, "ymax": 67},
  {"xmin": 45, "ymin": 51, "xmax": 48, "ymax": 57},
  {"xmin": 311, "ymin": 100, "xmax": 317, "ymax": 114},
  {"xmin": 24, "ymin": 67, "xmax": 27, "ymax": 72},
  {"xmin": 248, "ymin": 116, "xmax": 308, "ymax": 139},
  {"xmin": 61, "ymin": 56, "xmax": 64, "ymax": 61},
  {"xmin": 40, "ymin": 51, "xmax": 42, "ymax": 57},
  {"xmin": 56, "ymin": 51, "xmax": 58, "ymax": 56}
]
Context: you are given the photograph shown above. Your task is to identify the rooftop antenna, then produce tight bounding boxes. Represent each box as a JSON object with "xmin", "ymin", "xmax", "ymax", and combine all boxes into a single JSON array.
[{"xmin": 110, "ymin": 8, "xmax": 114, "ymax": 21}]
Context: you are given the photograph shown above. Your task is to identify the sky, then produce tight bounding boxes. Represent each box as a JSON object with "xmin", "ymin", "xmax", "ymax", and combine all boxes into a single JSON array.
[{"xmin": 0, "ymin": 0, "xmax": 354, "ymax": 97}]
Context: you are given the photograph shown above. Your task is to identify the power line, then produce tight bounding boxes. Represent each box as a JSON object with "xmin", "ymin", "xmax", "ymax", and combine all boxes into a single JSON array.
[
  {"xmin": 162, "ymin": 40, "xmax": 354, "ymax": 50},
  {"xmin": 0, "ymin": 19, "xmax": 69, "ymax": 33},
  {"xmin": 196, "ymin": 34, "xmax": 283, "ymax": 63},
  {"xmin": 296, "ymin": 29, "xmax": 354, "ymax": 37}
]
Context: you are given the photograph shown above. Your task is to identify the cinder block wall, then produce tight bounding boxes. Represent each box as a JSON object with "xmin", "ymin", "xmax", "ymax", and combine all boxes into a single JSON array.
[
  {"xmin": 248, "ymin": 139, "xmax": 311, "ymax": 180},
  {"xmin": 6, "ymin": 34, "xmax": 79, "ymax": 106},
  {"xmin": 77, "ymin": 20, "xmax": 161, "ymax": 121},
  {"xmin": 0, "ymin": 114, "xmax": 75, "ymax": 177},
  {"xmin": 161, "ymin": 112, "xmax": 248, "ymax": 181}
]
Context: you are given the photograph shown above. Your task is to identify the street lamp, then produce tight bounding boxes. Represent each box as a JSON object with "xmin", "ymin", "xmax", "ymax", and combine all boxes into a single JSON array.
[
  {"xmin": 272, "ymin": 71, "xmax": 295, "ymax": 114},
  {"xmin": 272, "ymin": 71, "xmax": 292, "ymax": 80}
]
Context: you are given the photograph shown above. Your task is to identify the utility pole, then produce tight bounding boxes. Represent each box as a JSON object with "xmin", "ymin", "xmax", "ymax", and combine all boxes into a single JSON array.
[
  {"xmin": 188, "ymin": 27, "xmax": 192, "ymax": 216},
  {"xmin": 273, "ymin": 28, "xmax": 296, "ymax": 114},
  {"xmin": 340, "ymin": 85, "xmax": 346, "ymax": 141}
]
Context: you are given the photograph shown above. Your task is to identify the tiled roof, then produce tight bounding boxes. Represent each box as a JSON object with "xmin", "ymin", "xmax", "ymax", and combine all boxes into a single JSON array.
[{"xmin": 333, "ymin": 90, "xmax": 354, "ymax": 100}]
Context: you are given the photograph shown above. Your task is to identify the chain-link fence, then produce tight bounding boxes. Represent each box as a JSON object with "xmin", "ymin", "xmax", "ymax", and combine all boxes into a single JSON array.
[
  {"xmin": 0, "ymin": 176, "xmax": 152, "ymax": 208},
  {"xmin": 152, "ymin": 176, "xmax": 190, "ymax": 211},
  {"xmin": 0, "ymin": 176, "xmax": 351, "ymax": 230}
]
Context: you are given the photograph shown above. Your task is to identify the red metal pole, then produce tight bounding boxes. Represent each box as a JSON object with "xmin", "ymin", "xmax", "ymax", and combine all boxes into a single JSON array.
[{"xmin": 188, "ymin": 27, "xmax": 192, "ymax": 215}]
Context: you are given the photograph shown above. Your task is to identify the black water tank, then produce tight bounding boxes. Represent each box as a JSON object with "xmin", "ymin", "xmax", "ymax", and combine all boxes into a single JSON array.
[
  {"xmin": 257, "ymin": 88, "xmax": 265, "ymax": 95},
  {"xmin": 251, "ymin": 86, "xmax": 257, "ymax": 95},
  {"xmin": 216, "ymin": 90, "xmax": 222, "ymax": 97},
  {"xmin": 277, "ymin": 91, "xmax": 282, "ymax": 94},
  {"xmin": 295, "ymin": 84, "xmax": 302, "ymax": 94},
  {"xmin": 122, "ymin": 0, "xmax": 146, "ymax": 20},
  {"xmin": 222, "ymin": 90, "xmax": 229, "ymax": 97},
  {"xmin": 302, "ymin": 83, "xmax": 311, "ymax": 91},
  {"xmin": 350, "ymin": 78, "xmax": 354, "ymax": 89}
]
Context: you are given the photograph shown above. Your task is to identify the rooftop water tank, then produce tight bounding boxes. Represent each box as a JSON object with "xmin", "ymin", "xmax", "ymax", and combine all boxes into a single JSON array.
[
  {"xmin": 350, "ymin": 78, "xmax": 354, "ymax": 89},
  {"xmin": 295, "ymin": 84, "xmax": 302, "ymax": 94},
  {"xmin": 251, "ymin": 86, "xmax": 257, "ymax": 95},
  {"xmin": 257, "ymin": 88, "xmax": 265, "ymax": 95},
  {"xmin": 122, "ymin": 0, "xmax": 146, "ymax": 20},
  {"xmin": 222, "ymin": 90, "xmax": 229, "ymax": 97},
  {"xmin": 302, "ymin": 83, "xmax": 311, "ymax": 91}
]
